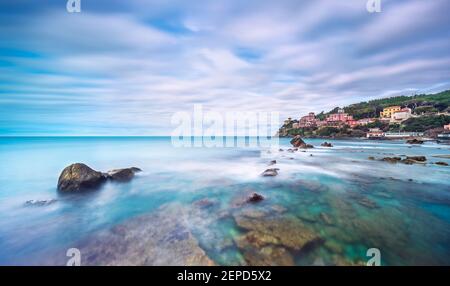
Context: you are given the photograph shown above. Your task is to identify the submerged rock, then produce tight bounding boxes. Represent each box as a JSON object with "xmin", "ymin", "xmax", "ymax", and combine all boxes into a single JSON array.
[
  {"xmin": 106, "ymin": 167, "xmax": 142, "ymax": 182},
  {"xmin": 234, "ymin": 216, "xmax": 321, "ymax": 251},
  {"xmin": 57, "ymin": 163, "xmax": 107, "ymax": 192},
  {"xmin": 57, "ymin": 163, "xmax": 141, "ymax": 192},
  {"xmin": 76, "ymin": 204, "xmax": 216, "ymax": 266},
  {"xmin": 406, "ymin": 138, "xmax": 424, "ymax": 144},
  {"xmin": 24, "ymin": 199, "xmax": 57, "ymax": 207},
  {"xmin": 321, "ymin": 142, "xmax": 333, "ymax": 147},
  {"xmin": 435, "ymin": 161, "xmax": 449, "ymax": 166},
  {"xmin": 261, "ymin": 168, "xmax": 279, "ymax": 177}
]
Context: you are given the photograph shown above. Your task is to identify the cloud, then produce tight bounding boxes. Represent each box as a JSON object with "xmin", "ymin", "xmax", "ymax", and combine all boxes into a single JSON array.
[{"xmin": 0, "ymin": 0, "xmax": 449, "ymax": 135}]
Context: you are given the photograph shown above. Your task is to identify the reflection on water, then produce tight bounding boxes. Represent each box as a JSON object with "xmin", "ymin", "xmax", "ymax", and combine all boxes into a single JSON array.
[{"xmin": 0, "ymin": 137, "xmax": 449, "ymax": 265}]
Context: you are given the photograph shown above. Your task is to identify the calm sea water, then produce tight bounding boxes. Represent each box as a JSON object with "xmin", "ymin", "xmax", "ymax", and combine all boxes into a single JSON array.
[{"xmin": 0, "ymin": 137, "xmax": 449, "ymax": 265}]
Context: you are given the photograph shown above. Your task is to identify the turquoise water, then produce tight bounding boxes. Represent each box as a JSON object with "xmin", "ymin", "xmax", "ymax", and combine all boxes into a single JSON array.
[{"xmin": 0, "ymin": 137, "xmax": 449, "ymax": 265}]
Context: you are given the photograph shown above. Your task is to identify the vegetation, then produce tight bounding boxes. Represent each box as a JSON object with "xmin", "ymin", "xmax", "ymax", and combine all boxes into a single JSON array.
[
  {"xmin": 278, "ymin": 90, "xmax": 450, "ymax": 138},
  {"xmin": 402, "ymin": 115, "xmax": 450, "ymax": 132}
]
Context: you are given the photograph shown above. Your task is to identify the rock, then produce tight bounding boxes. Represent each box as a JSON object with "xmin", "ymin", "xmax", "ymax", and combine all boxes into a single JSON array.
[
  {"xmin": 57, "ymin": 163, "xmax": 142, "ymax": 192},
  {"xmin": 25, "ymin": 199, "xmax": 57, "ymax": 207},
  {"xmin": 406, "ymin": 138, "xmax": 424, "ymax": 144},
  {"xmin": 290, "ymin": 135, "xmax": 314, "ymax": 149},
  {"xmin": 234, "ymin": 216, "xmax": 321, "ymax": 251},
  {"xmin": 106, "ymin": 167, "xmax": 142, "ymax": 182},
  {"xmin": 381, "ymin": 157, "xmax": 402, "ymax": 163},
  {"xmin": 357, "ymin": 197, "xmax": 379, "ymax": 209},
  {"xmin": 261, "ymin": 168, "xmax": 279, "ymax": 177},
  {"xmin": 268, "ymin": 160, "xmax": 277, "ymax": 166},
  {"xmin": 193, "ymin": 198, "xmax": 216, "ymax": 209},
  {"xmin": 321, "ymin": 142, "xmax": 333, "ymax": 147},
  {"xmin": 368, "ymin": 156, "xmax": 375, "ymax": 160},
  {"xmin": 240, "ymin": 245, "xmax": 295, "ymax": 266},
  {"xmin": 319, "ymin": 212, "xmax": 333, "ymax": 225},
  {"xmin": 246, "ymin": 193, "xmax": 265, "ymax": 203},
  {"xmin": 57, "ymin": 163, "xmax": 107, "ymax": 192},
  {"xmin": 405, "ymin": 156, "xmax": 426, "ymax": 162},
  {"xmin": 435, "ymin": 161, "xmax": 449, "ymax": 166},
  {"xmin": 76, "ymin": 204, "xmax": 216, "ymax": 266}
]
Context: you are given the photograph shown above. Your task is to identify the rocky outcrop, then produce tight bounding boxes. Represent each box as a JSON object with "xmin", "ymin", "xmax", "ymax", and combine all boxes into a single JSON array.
[
  {"xmin": 106, "ymin": 167, "xmax": 142, "ymax": 182},
  {"xmin": 261, "ymin": 168, "xmax": 279, "ymax": 177},
  {"xmin": 57, "ymin": 163, "xmax": 141, "ymax": 192},
  {"xmin": 233, "ymin": 215, "xmax": 322, "ymax": 265},
  {"xmin": 380, "ymin": 156, "xmax": 427, "ymax": 165},
  {"xmin": 406, "ymin": 138, "xmax": 424, "ymax": 144},
  {"xmin": 246, "ymin": 192, "xmax": 265, "ymax": 203},
  {"xmin": 76, "ymin": 204, "xmax": 216, "ymax": 266},
  {"xmin": 290, "ymin": 135, "xmax": 314, "ymax": 149},
  {"xmin": 321, "ymin": 142, "xmax": 333, "ymax": 147},
  {"xmin": 381, "ymin": 157, "xmax": 402, "ymax": 163},
  {"xmin": 57, "ymin": 163, "xmax": 107, "ymax": 192}
]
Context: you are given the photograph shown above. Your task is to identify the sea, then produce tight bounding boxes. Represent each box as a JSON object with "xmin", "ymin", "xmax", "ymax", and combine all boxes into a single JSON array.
[{"xmin": 0, "ymin": 136, "xmax": 449, "ymax": 265}]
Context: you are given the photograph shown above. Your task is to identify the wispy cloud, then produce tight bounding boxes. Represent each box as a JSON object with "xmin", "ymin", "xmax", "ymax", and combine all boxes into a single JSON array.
[{"xmin": 0, "ymin": 0, "xmax": 449, "ymax": 135}]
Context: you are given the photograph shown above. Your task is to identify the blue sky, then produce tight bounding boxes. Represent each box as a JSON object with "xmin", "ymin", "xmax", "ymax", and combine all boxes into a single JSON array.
[{"xmin": 1, "ymin": 0, "xmax": 450, "ymax": 135}]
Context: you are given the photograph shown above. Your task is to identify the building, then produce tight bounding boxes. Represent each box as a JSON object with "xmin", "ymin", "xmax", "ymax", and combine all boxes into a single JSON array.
[
  {"xmin": 366, "ymin": 128, "xmax": 385, "ymax": 138},
  {"xmin": 357, "ymin": 118, "xmax": 376, "ymax": 126},
  {"xmin": 380, "ymin": 106, "xmax": 401, "ymax": 118},
  {"xmin": 326, "ymin": 108, "xmax": 354, "ymax": 124},
  {"xmin": 391, "ymin": 108, "xmax": 412, "ymax": 123},
  {"xmin": 444, "ymin": 124, "xmax": 450, "ymax": 131},
  {"xmin": 298, "ymin": 112, "xmax": 318, "ymax": 128}
]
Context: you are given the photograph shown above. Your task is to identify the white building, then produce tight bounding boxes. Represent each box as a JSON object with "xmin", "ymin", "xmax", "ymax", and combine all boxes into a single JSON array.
[{"xmin": 391, "ymin": 108, "xmax": 412, "ymax": 123}]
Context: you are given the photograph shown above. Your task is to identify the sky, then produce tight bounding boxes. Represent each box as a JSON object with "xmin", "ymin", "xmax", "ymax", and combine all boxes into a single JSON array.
[{"xmin": 0, "ymin": 0, "xmax": 449, "ymax": 136}]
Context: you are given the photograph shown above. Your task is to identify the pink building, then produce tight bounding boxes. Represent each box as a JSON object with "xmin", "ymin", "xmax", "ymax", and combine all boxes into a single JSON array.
[
  {"xmin": 326, "ymin": 108, "xmax": 354, "ymax": 124},
  {"xmin": 298, "ymin": 112, "xmax": 318, "ymax": 128}
]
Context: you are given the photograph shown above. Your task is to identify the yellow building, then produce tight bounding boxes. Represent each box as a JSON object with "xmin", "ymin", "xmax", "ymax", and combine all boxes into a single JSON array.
[{"xmin": 380, "ymin": 106, "xmax": 401, "ymax": 118}]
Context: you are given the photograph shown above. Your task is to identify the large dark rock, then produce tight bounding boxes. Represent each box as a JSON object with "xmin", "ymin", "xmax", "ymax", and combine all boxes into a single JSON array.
[
  {"xmin": 246, "ymin": 192, "xmax": 265, "ymax": 203},
  {"xmin": 57, "ymin": 164, "xmax": 142, "ymax": 192},
  {"xmin": 381, "ymin": 157, "xmax": 402, "ymax": 163},
  {"xmin": 406, "ymin": 138, "xmax": 424, "ymax": 144},
  {"xmin": 290, "ymin": 135, "xmax": 314, "ymax": 149},
  {"xmin": 57, "ymin": 163, "xmax": 107, "ymax": 192},
  {"xmin": 106, "ymin": 167, "xmax": 142, "ymax": 182},
  {"xmin": 321, "ymin": 142, "xmax": 333, "ymax": 147}
]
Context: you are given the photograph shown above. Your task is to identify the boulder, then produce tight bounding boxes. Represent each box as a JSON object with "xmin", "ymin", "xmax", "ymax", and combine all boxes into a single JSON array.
[
  {"xmin": 405, "ymin": 156, "xmax": 426, "ymax": 162},
  {"xmin": 268, "ymin": 160, "xmax": 277, "ymax": 166},
  {"xmin": 261, "ymin": 168, "xmax": 279, "ymax": 177},
  {"xmin": 290, "ymin": 135, "xmax": 314, "ymax": 149},
  {"xmin": 57, "ymin": 163, "xmax": 142, "ymax": 192},
  {"xmin": 435, "ymin": 161, "xmax": 449, "ymax": 166},
  {"xmin": 57, "ymin": 163, "xmax": 107, "ymax": 192},
  {"xmin": 246, "ymin": 192, "xmax": 265, "ymax": 203},
  {"xmin": 406, "ymin": 138, "xmax": 424, "ymax": 144},
  {"xmin": 106, "ymin": 167, "xmax": 142, "ymax": 182},
  {"xmin": 321, "ymin": 142, "xmax": 333, "ymax": 147}
]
